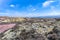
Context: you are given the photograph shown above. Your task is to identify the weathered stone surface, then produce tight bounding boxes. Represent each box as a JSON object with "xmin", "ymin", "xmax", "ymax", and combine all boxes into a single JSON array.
[{"xmin": 0, "ymin": 17, "xmax": 60, "ymax": 40}]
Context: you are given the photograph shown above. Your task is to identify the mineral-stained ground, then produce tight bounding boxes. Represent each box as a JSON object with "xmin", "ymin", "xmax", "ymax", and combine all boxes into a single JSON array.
[{"xmin": 0, "ymin": 17, "xmax": 60, "ymax": 40}]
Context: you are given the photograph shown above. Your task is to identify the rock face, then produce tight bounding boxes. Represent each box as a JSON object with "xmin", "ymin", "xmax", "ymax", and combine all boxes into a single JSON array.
[
  {"xmin": 0, "ymin": 17, "xmax": 60, "ymax": 40},
  {"xmin": 1, "ymin": 17, "xmax": 26, "ymax": 23},
  {"xmin": 0, "ymin": 23, "xmax": 16, "ymax": 33}
]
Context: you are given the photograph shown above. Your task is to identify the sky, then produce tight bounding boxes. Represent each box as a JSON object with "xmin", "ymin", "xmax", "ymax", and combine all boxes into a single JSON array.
[{"xmin": 0, "ymin": 0, "xmax": 60, "ymax": 17}]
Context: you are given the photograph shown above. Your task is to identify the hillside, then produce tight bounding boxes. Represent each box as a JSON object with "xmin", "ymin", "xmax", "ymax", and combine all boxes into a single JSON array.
[{"xmin": 0, "ymin": 17, "xmax": 60, "ymax": 40}]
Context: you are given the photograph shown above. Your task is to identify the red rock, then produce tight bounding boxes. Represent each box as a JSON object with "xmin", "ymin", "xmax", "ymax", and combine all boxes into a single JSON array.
[{"xmin": 0, "ymin": 23, "xmax": 16, "ymax": 33}]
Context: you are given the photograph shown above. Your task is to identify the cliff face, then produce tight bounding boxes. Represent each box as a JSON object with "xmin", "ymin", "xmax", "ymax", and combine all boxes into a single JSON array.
[
  {"xmin": 1, "ymin": 17, "xmax": 26, "ymax": 23},
  {"xmin": 0, "ymin": 17, "xmax": 60, "ymax": 40}
]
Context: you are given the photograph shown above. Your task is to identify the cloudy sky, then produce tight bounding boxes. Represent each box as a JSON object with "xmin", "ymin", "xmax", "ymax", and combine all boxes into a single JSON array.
[{"xmin": 0, "ymin": 0, "xmax": 60, "ymax": 17}]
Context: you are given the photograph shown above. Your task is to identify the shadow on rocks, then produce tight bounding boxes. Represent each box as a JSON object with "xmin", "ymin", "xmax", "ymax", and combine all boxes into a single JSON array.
[{"xmin": 15, "ymin": 29, "xmax": 47, "ymax": 40}]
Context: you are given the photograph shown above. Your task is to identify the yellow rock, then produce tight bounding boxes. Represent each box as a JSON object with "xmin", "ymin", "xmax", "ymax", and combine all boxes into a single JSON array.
[{"xmin": 1, "ymin": 18, "xmax": 26, "ymax": 23}]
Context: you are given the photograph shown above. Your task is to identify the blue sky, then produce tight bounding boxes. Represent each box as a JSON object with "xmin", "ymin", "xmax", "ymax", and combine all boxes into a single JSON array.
[{"xmin": 0, "ymin": 0, "xmax": 60, "ymax": 17}]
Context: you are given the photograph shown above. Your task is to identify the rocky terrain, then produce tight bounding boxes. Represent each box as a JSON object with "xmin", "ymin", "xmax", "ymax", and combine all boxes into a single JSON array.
[{"xmin": 0, "ymin": 17, "xmax": 60, "ymax": 40}]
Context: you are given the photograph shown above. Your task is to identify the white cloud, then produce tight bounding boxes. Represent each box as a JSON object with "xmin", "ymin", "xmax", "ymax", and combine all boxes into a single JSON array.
[
  {"xmin": 26, "ymin": 5, "xmax": 37, "ymax": 12},
  {"xmin": 10, "ymin": 4, "xmax": 15, "ymax": 8},
  {"xmin": 42, "ymin": 10, "xmax": 60, "ymax": 16},
  {"xmin": 32, "ymin": 9, "xmax": 36, "ymax": 11},
  {"xmin": 50, "ymin": 10, "xmax": 60, "ymax": 16},
  {"xmin": 43, "ymin": 0, "xmax": 55, "ymax": 7},
  {"xmin": 0, "ymin": 10, "xmax": 60, "ymax": 17}
]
